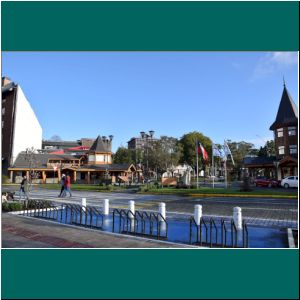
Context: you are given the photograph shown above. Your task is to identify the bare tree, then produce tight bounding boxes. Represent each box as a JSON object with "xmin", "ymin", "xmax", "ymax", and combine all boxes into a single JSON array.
[{"xmin": 24, "ymin": 147, "xmax": 40, "ymax": 198}]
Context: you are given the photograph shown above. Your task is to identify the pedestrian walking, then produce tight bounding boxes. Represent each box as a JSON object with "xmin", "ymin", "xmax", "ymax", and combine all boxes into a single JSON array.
[
  {"xmin": 58, "ymin": 174, "xmax": 66, "ymax": 197},
  {"xmin": 19, "ymin": 176, "xmax": 28, "ymax": 199},
  {"xmin": 64, "ymin": 173, "xmax": 72, "ymax": 197}
]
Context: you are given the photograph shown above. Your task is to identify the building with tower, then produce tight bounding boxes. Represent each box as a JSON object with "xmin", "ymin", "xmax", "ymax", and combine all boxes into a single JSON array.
[
  {"xmin": 244, "ymin": 82, "xmax": 298, "ymax": 179},
  {"xmin": 269, "ymin": 81, "xmax": 298, "ymax": 179}
]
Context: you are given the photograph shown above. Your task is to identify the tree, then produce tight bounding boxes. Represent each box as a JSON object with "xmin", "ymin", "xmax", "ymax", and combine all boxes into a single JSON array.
[
  {"xmin": 24, "ymin": 147, "xmax": 40, "ymax": 198},
  {"xmin": 226, "ymin": 140, "xmax": 257, "ymax": 179},
  {"xmin": 113, "ymin": 147, "xmax": 134, "ymax": 164},
  {"xmin": 258, "ymin": 140, "xmax": 275, "ymax": 157},
  {"xmin": 147, "ymin": 136, "xmax": 182, "ymax": 177},
  {"xmin": 179, "ymin": 131, "xmax": 212, "ymax": 170},
  {"xmin": 49, "ymin": 135, "xmax": 62, "ymax": 141}
]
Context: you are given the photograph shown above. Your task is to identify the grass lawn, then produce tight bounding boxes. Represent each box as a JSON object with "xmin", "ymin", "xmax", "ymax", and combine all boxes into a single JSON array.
[{"xmin": 35, "ymin": 183, "xmax": 127, "ymax": 192}]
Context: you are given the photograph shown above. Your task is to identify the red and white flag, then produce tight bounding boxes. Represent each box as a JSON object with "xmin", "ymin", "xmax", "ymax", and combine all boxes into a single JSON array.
[{"xmin": 197, "ymin": 141, "xmax": 209, "ymax": 161}]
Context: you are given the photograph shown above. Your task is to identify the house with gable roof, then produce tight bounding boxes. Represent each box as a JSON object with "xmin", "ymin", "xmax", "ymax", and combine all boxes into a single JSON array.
[{"xmin": 8, "ymin": 135, "xmax": 136, "ymax": 184}]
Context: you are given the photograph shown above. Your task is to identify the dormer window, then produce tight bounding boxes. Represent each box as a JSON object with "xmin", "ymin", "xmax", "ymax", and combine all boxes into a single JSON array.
[
  {"xmin": 277, "ymin": 128, "xmax": 283, "ymax": 137},
  {"xmin": 288, "ymin": 127, "xmax": 296, "ymax": 136}
]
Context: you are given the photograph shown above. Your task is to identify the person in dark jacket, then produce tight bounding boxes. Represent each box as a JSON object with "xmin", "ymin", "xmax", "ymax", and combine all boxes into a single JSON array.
[
  {"xmin": 58, "ymin": 174, "xmax": 66, "ymax": 197},
  {"xmin": 19, "ymin": 176, "xmax": 28, "ymax": 199}
]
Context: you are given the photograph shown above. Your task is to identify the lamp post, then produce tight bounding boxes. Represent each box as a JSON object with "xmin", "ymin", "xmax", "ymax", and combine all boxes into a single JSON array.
[
  {"xmin": 140, "ymin": 130, "xmax": 155, "ymax": 180},
  {"xmin": 273, "ymin": 161, "xmax": 280, "ymax": 180}
]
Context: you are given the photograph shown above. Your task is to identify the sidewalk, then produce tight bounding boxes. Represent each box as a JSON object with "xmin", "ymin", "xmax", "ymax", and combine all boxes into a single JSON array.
[{"xmin": 1, "ymin": 213, "xmax": 191, "ymax": 248}]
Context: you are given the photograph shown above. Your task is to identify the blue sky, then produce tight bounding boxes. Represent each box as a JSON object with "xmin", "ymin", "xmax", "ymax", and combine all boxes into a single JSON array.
[{"xmin": 2, "ymin": 52, "xmax": 298, "ymax": 152}]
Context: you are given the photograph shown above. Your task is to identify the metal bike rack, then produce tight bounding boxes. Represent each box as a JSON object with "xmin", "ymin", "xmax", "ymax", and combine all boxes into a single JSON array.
[
  {"xmin": 243, "ymin": 220, "xmax": 249, "ymax": 248},
  {"xmin": 112, "ymin": 209, "xmax": 168, "ymax": 239},
  {"xmin": 190, "ymin": 217, "xmax": 249, "ymax": 248}
]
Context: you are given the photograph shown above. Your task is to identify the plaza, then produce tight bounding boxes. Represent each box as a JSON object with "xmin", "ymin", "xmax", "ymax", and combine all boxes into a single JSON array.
[{"xmin": 2, "ymin": 186, "xmax": 297, "ymax": 248}]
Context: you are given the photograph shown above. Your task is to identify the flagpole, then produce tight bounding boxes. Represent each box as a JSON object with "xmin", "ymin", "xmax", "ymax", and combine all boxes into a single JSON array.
[
  {"xmin": 196, "ymin": 141, "xmax": 199, "ymax": 189},
  {"xmin": 212, "ymin": 144, "xmax": 214, "ymax": 189},
  {"xmin": 224, "ymin": 157, "xmax": 228, "ymax": 189}
]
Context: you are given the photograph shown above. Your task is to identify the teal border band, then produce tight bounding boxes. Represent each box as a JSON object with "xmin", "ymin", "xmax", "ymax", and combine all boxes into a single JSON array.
[
  {"xmin": 1, "ymin": 1, "xmax": 299, "ymax": 51},
  {"xmin": 1, "ymin": 249, "xmax": 299, "ymax": 299}
]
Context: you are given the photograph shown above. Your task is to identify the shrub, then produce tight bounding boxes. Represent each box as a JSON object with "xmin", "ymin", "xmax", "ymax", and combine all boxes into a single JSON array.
[
  {"xmin": 106, "ymin": 185, "xmax": 113, "ymax": 191},
  {"xmin": 2, "ymin": 202, "xmax": 25, "ymax": 212},
  {"xmin": 138, "ymin": 186, "xmax": 149, "ymax": 192},
  {"xmin": 239, "ymin": 176, "xmax": 252, "ymax": 192},
  {"xmin": 26, "ymin": 200, "xmax": 52, "ymax": 209},
  {"xmin": 2, "ymin": 175, "xmax": 10, "ymax": 184}
]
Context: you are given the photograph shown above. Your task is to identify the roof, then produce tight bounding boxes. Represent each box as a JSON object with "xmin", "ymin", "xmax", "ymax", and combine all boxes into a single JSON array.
[
  {"xmin": 1, "ymin": 81, "xmax": 17, "ymax": 93},
  {"xmin": 79, "ymin": 163, "xmax": 135, "ymax": 171},
  {"xmin": 243, "ymin": 156, "xmax": 277, "ymax": 167},
  {"xmin": 89, "ymin": 135, "xmax": 111, "ymax": 153},
  {"xmin": 10, "ymin": 152, "xmax": 80, "ymax": 169},
  {"xmin": 42, "ymin": 140, "xmax": 80, "ymax": 148},
  {"xmin": 270, "ymin": 84, "xmax": 298, "ymax": 130}
]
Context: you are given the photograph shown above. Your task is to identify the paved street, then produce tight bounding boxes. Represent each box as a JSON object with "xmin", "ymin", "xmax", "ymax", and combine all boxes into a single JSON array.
[{"xmin": 3, "ymin": 186, "xmax": 298, "ymax": 229}]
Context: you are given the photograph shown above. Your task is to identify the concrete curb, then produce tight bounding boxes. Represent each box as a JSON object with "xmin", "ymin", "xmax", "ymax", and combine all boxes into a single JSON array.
[
  {"xmin": 138, "ymin": 192, "xmax": 297, "ymax": 199},
  {"xmin": 189, "ymin": 193, "xmax": 297, "ymax": 199},
  {"xmin": 287, "ymin": 228, "xmax": 296, "ymax": 248}
]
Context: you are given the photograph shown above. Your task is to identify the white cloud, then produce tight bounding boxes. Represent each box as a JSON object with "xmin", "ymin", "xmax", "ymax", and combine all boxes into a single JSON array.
[
  {"xmin": 252, "ymin": 52, "xmax": 298, "ymax": 79},
  {"xmin": 271, "ymin": 52, "xmax": 298, "ymax": 66}
]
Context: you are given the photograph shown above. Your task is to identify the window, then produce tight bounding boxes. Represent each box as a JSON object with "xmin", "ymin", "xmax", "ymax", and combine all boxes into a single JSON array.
[
  {"xmin": 2, "ymin": 107, "xmax": 5, "ymax": 115},
  {"xmin": 277, "ymin": 128, "xmax": 283, "ymax": 137},
  {"xmin": 2, "ymin": 99, "xmax": 6, "ymax": 104},
  {"xmin": 278, "ymin": 146, "xmax": 285, "ymax": 155},
  {"xmin": 288, "ymin": 127, "xmax": 296, "ymax": 136},
  {"xmin": 289, "ymin": 145, "xmax": 297, "ymax": 154}
]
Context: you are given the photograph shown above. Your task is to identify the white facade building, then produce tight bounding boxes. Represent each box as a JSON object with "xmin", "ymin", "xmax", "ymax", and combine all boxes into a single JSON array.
[{"xmin": 2, "ymin": 78, "xmax": 43, "ymax": 170}]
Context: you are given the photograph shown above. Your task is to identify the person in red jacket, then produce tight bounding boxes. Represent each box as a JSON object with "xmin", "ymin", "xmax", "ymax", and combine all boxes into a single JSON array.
[{"xmin": 64, "ymin": 173, "xmax": 72, "ymax": 197}]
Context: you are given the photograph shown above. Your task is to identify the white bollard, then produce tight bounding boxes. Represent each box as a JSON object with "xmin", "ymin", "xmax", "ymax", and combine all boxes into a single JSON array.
[
  {"xmin": 103, "ymin": 199, "xmax": 109, "ymax": 215},
  {"xmin": 159, "ymin": 202, "xmax": 166, "ymax": 222},
  {"xmin": 81, "ymin": 198, "xmax": 86, "ymax": 211},
  {"xmin": 233, "ymin": 207, "xmax": 242, "ymax": 230},
  {"xmin": 194, "ymin": 204, "xmax": 202, "ymax": 225},
  {"xmin": 128, "ymin": 200, "xmax": 135, "ymax": 219}
]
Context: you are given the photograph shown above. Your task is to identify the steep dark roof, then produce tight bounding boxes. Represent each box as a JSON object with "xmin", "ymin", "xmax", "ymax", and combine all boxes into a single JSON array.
[
  {"xmin": 270, "ymin": 85, "xmax": 298, "ymax": 130},
  {"xmin": 243, "ymin": 156, "xmax": 276, "ymax": 166},
  {"xmin": 89, "ymin": 135, "xmax": 111, "ymax": 153}
]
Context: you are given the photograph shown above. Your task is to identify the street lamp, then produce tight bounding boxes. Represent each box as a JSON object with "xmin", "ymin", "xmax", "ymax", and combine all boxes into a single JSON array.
[
  {"xmin": 273, "ymin": 161, "xmax": 280, "ymax": 180},
  {"xmin": 140, "ymin": 130, "xmax": 155, "ymax": 180}
]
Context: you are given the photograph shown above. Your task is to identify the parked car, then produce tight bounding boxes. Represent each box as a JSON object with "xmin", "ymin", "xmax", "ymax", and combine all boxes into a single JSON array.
[
  {"xmin": 254, "ymin": 176, "xmax": 280, "ymax": 187},
  {"xmin": 280, "ymin": 176, "xmax": 298, "ymax": 188}
]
